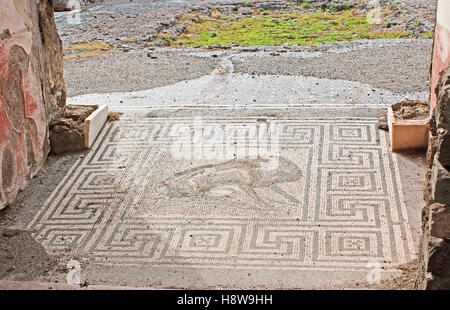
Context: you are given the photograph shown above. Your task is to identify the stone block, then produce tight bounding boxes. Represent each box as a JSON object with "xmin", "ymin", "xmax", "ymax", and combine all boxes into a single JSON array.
[
  {"xmin": 430, "ymin": 160, "xmax": 450, "ymax": 204},
  {"xmin": 388, "ymin": 107, "xmax": 428, "ymax": 151},
  {"xmin": 426, "ymin": 135, "xmax": 438, "ymax": 170},
  {"xmin": 425, "ymin": 276, "xmax": 450, "ymax": 290},
  {"xmin": 429, "ymin": 203, "xmax": 450, "ymax": 239},
  {"xmin": 49, "ymin": 123, "xmax": 84, "ymax": 154},
  {"xmin": 435, "ymin": 67, "xmax": 450, "ymax": 131},
  {"xmin": 423, "ymin": 171, "xmax": 433, "ymax": 203},
  {"xmin": 427, "ymin": 238, "xmax": 450, "ymax": 278},
  {"xmin": 49, "ymin": 105, "xmax": 97, "ymax": 154},
  {"xmin": 436, "ymin": 134, "xmax": 450, "ymax": 167}
]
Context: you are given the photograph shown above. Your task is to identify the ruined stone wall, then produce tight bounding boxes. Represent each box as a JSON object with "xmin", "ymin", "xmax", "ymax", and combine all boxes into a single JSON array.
[
  {"xmin": 417, "ymin": 0, "xmax": 450, "ymax": 290},
  {"xmin": 0, "ymin": 0, "xmax": 66, "ymax": 209},
  {"xmin": 418, "ymin": 0, "xmax": 450, "ymax": 288},
  {"xmin": 420, "ymin": 65, "xmax": 450, "ymax": 289}
]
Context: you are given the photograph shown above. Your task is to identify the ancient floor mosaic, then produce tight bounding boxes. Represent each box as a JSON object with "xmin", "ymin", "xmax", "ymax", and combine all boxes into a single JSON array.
[{"xmin": 27, "ymin": 117, "xmax": 415, "ymax": 271}]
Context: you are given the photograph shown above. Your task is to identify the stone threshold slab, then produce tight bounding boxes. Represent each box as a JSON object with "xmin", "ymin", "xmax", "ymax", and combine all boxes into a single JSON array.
[{"xmin": 84, "ymin": 104, "xmax": 108, "ymax": 149}]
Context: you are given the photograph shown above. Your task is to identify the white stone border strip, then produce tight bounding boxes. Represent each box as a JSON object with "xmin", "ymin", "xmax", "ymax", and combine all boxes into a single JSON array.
[{"xmin": 83, "ymin": 104, "xmax": 108, "ymax": 148}]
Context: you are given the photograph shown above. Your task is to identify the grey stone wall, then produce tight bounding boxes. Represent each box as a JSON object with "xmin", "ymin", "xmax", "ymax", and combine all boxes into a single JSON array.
[{"xmin": 419, "ymin": 65, "xmax": 450, "ymax": 289}]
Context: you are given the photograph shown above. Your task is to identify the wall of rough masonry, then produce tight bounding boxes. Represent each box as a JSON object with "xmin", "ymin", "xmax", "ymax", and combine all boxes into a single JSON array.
[
  {"xmin": 0, "ymin": 0, "xmax": 66, "ymax": 209},
  {"xmin": 419, "ymin": 0, "xmax": 450, "ymax": 289},
  {"xmin": 420, "ymin": 65, "xmax": 450, "ymax": 290}
]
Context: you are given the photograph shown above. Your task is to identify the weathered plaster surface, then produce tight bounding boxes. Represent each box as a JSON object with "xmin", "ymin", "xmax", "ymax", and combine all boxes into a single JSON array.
[
  {"xmin": 430, "ymin": 0, "xmax": 450, "ymax": 109},
  {"xmin": 0, "ymin": 0, "xmax": 66, "ymax": 209}
]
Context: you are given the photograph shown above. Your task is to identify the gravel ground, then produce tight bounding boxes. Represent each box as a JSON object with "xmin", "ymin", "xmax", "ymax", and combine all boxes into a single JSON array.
[
  {"xmin": 60, "ymin": 0, "xmax": 435, "ymax": 96},
  {"xmin": 232, "ymin": 39, "xmax": 433, "ymax": 93},
  {"xmin": 0, "ymin": 152, "xmax": 87, "ymax": 283},
  {"xmin": 64, "ymin": 51, "xmax": 220, "ymax": 96},
  {"xmin": 64, "ymin": 39, "xmax": 432, "ymax": 97}
]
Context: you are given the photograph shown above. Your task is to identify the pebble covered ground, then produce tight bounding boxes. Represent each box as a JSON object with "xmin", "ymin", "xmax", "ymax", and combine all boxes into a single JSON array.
[
  {"xmin": 63, "ymin": 39, "xmax": 432, "ymax": 97},
  {"xmin": 60, "ymin": 0, "xmax": 435, "ymax": 98}
]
